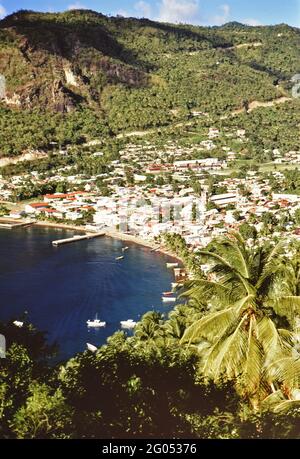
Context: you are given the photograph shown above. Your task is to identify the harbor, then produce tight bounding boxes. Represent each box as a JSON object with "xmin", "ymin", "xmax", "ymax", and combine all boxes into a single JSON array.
[
  {"xmin": 0, "ymin": 226, "xmax": 176, "ymax": 359},
  {"xmin": 52, "ymin": 231, "xmax": 106, "ymax": 246}
]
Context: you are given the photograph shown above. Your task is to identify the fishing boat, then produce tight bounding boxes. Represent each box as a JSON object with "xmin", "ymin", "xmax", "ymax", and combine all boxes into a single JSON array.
[
  {"xmin": 86, "ymin": 343, "xmax": 97, "ymax": 352},
  {"xmin": 86, "ymin": 314, "xmax": 106, "ymax": 328},
  {"xmin": 116, "ymin": 256, "xmax": 124, "ymax": 261},
  {"xmin": 120, "ymin": 319, "xmax": 137, "ymax": 329},
  {"xmin": 166, "ymin": 262, "xmax": 178, "ymax": 268},
  {"xmin": 122, "ymin": 246, "xmax": 129, "ymax": 252},
  {"xmin": 162, "ymin": 296, "xmax": 177, "ymax": 303}
]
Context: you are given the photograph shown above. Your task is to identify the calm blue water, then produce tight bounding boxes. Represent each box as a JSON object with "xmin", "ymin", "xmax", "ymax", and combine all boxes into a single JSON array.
[{"xmin": 0, "ymin": 226, "xmax": 176, "ymax": 360}]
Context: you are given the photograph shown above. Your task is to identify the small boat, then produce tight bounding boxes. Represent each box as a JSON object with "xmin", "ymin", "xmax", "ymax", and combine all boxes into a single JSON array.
[
  {"xmin": 86, "ymin": 343, "xmax": 97, "ymax": 353},
  {"xmin": 122, "ymin": 246, "xmax": 129, "ymax": 252},
  {"xmin": 162, "ymin": 297, "xmax": 177, "ymax": 303},
  {"xmin": 120, "ymin": 319, "xmax": 137, "ymax": 329},
  {"xmin": 166, "ymin": 262, "xmax": 178, "ymax": 268},
  {"xmin": 116, "ymin": 256, "xmax": 124, "ymax": 261},
  {"xmin": 13, "ymin": 320, "xmax": 24, "ymax": 328},
  {"xmin": 162, "ymin": 291, "xmax": 174, "ymax": 296},
  {"xmin": 171, "ymin": 282, "xmax": 179, "ymax": 289},
  {"xmin": 87, "ymin": 314, "xmax": 106, "ymax": 328}
]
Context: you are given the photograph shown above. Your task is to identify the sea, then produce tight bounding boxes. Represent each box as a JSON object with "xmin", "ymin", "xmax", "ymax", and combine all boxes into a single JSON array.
[{"xmin": 0, "ymin": 226, "xmax": 176, "ymax": 360}]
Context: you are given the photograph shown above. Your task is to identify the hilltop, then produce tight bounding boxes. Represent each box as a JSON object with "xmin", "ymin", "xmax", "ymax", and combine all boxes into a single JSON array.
[{"xmin": 0, "ymin": 9, "xmax": 299, "ymax": 156}]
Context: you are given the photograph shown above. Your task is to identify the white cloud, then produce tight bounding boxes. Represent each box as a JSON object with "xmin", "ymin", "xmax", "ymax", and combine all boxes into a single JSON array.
[
  {"xmin": 212, "ymin": 4, "xmax": 230, "ymax": 25},
  {"xmin": 135, "ymin": 1, "xmax": 152, "ymax": 19},
  {"xmin": 0, "ymin": 4, "xmax": 6, "ymax": 19},
  {"xmin": 242, "ymin": 18, "xmax": 263, "ymax": 26},
  {"xmin": 157, "ymin": 0, "xmax": 199, "ymax": 24},
  {"xmin": 68, "ymin": 2, "xmax": 87, "ymax": 10}
]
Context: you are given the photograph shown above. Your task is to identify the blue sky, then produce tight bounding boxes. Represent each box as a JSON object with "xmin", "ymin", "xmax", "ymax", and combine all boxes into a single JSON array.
[{"xmin": 0, "ymin": 0, "xmax": 299, "ymax": 27}]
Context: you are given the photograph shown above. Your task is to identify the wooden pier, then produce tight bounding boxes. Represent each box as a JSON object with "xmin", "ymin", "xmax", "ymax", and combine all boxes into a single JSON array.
[{"xmin": 52, "ymin": 232, "xmax": 105, "ymax": 246}]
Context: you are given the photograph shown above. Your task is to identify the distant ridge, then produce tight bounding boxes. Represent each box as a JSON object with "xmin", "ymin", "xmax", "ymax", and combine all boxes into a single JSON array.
[{"xmin": 0, "ymin": 9, "xmax": 299, "ymax": 156}]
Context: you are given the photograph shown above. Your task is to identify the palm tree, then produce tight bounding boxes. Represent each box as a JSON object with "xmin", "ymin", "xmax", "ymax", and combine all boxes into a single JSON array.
[
  {"xmin": 180, "ymin": 232, "xmax": 300, "ymax": 408},
  {"xmin": 134, "ymin": 311, "xmax": 165, "ymax": 343},
  {"xmin": 163, "ymin": 305, "xmax": 196, "ymax": 342}
]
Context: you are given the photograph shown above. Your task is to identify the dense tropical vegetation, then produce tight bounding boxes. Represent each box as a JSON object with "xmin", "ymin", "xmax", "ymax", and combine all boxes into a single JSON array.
[{"xmin": 0, "ymin": 10, "xmax": 299, "ymax": 157}]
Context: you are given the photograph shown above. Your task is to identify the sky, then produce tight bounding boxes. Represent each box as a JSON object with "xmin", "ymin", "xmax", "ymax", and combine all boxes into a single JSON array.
[{"xmin": 0, "ymin": 0, "xmax": 300, "ymax": 27}]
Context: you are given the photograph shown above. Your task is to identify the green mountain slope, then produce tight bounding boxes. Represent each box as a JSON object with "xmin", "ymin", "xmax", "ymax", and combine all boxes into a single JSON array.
[{"xmin": 0, "ymin": 9, "xmax": 299, "ymax": 156}]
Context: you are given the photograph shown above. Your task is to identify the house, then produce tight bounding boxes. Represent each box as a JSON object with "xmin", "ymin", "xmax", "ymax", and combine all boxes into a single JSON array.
[
  {"xmin": 211, "ymin": 193, "xmax": 238, "ymax": 208},
  {"xmin": 25, "ymin": 203, "xmax": 49, "ymax": 214}
]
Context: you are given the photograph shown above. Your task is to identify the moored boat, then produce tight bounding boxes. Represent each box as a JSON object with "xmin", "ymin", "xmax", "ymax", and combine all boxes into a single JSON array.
[
  {"xmin": 166, "ymin": 262, "xmax": 178, "ymax": 268},
  {"xmin": 162, "ymin": 296, "xmax": 177, "ymax": 303},
  {"xmin": 87, "ymin": 314, "xmax": 106, "ymax": 328},
  {"xmin": 86, "ymin": 343, "xmax": 97, "ymax": 352},
  {"xmin": 116, "ymin": 256, "xmax": 124, "ymax": 260},
  {"xmin": 120, "ymin": 319, "xmax": 137, "ymax": 329}
]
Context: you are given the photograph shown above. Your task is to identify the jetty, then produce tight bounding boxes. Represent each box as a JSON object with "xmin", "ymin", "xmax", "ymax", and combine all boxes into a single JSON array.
[
  {"xmin": 52, "ymin": 232, "xmax": 105, "ymax": 246},
  {"xmin": 0, "ymin": 219, "xmax": 34, "ymax": 229}
]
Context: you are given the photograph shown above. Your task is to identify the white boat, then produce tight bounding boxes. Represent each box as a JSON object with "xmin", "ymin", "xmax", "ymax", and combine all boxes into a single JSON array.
[
  {"xmin": 87, "ymin": 314, "xmax": 106, "ymax": 328},
  {"xmin": 86, "ymin": 343, "xmax": 97, "ymax": 352},
  {"xmin": 120, "ymin": 319, "xmax": 137, "ymax": 329},
  {"xmin": 116, "ymin": 256, "xmax": 124, "ymax": 260},
  {"xmin": 13, "ymin": 320, "xmax": 24, "ymax": 328},
  {"xmin": 122, "ymin": 246, "xmax": 129, "ymax": 252},
  {"xmin": 162, "ymin": 297, "xmax": 177, "ymax": 303},
  {"xmin": 166, "ymin": 262, "xmax": 178, "ymax": 268}
]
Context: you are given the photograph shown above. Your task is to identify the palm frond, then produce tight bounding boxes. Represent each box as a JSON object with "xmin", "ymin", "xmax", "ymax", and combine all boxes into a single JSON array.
[
  {"xmin": 203, "ymin": 315, "xmax": 249, "ymax": 380},
  {"xmin": 266, "ymin": 357, "xmax": 300, "ymax": 389},
  {"xmin": 256, "ymin": 317, "xmax": 281, "ymax": 361},
  {"xmin": 272, "ymin": 296, "xmax": 300, "ymax": 322},
  {"xmin": 180, "ymin": 307, "xmax": 236, "ymax": 345},
  {"xmin": 239, "ymin": 316, "xmax": 264, "ymax": 395}
]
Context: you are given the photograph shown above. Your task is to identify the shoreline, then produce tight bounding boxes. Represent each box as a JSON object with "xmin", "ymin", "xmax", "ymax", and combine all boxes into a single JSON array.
[
  {"xmin": 36, "ymin": 221, "xmax": 183, "ymax": 263},
  {"xmin": 35, "ymin": 221, "xmax": 89, "ymax": 232},
  {"xmin": 105, "ymin": 229, "xmax": 183, "ymax": 264},
  {"xmin": 1, "ymin": 217, "xmax": 184, "ymax": 264}
]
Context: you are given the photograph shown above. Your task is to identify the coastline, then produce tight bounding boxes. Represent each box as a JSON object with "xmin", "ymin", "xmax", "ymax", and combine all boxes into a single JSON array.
[
  {"xmin": 105, "ymin": 229, "xmax": 183, "ymax": 264},
  {"xmin": 35, "ymin": 221, "xmax": 88, "ymax": 232},
  {"xmin": 36, "ymin": 221, "xmax": 183, "ymax": 263},
  {"xmin": 1, "ymin": 217, "xmax": 184, "ymax": 264}
]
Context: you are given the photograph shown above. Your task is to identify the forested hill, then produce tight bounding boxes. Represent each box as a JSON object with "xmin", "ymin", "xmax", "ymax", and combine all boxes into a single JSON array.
[{"xmin": 0, "ymin": 9, "xmax": 300, "ymax": 156}]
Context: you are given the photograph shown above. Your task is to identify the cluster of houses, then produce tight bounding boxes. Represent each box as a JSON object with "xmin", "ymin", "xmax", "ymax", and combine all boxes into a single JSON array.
[
  {"xmin": 15, "ymin": 170, "xmax": 300, "ymax": 248},
  {"xmin": 273, "ymin": 149, "xmax": 300, "ymax": 164},
  {"xmin": 24, "ymin": 192, "xmax": 95, "ymax": 221},
  {"xmin": 1, "ymin": 129, "xmax": 300, "ymax": 247}
]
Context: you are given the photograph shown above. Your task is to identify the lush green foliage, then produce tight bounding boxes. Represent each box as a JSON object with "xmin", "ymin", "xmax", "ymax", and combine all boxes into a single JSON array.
[{"xmin": 0, "ymin": 11, "xmax": 299, "ymax": 156}]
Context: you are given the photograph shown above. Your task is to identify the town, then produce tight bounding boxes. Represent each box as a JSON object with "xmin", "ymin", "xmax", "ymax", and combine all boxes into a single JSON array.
[{"xmin": 1, "ymin": 124, "xmax": 300, "ymax": 249}]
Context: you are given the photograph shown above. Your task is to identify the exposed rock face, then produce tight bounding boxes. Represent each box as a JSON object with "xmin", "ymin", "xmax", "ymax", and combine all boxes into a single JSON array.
[
  {"xmin": 64, "ymin": 67, "xmax": 78, "ymax": 87},
  {"xmin": 4, "ymin": 93, "xmax": 21, "ymax": 106},
  {"xmin": 0, "ymin": 10, "xmax": 148, "ymax": 113},
  {"xmin": 0, "ymin": 150, "xmax": 47, "ymax": 167}
]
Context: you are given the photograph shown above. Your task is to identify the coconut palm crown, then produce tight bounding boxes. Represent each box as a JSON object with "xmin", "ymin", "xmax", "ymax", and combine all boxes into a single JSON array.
[{"xmin": 180, "ymin": 232, "xmax": 300, "ymax": 408}]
